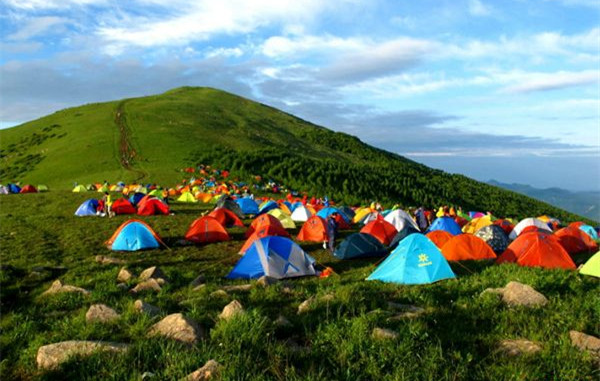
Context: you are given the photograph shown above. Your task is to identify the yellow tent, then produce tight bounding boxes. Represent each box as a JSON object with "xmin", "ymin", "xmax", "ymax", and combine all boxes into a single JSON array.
[
  {"xmin": 268, "ymin": 209, "xmax": 296, "ymax": 229},
  {"xmin": 177, "ymin": 191, "xmax": 197, "ymax": 203},
  {"xmin": 353, "ymin": 207, "xmax": 374, "ymax": 223},
  {"xmin": 72, "ymin": 185, "xmax": 87, "ymax": 192},
  {"xmin": 461, "ymin": 216, "xmax": 492, "ymax": 234}
]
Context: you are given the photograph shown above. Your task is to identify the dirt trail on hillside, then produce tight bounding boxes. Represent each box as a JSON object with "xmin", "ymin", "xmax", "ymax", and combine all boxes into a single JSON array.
[{"xmin": 115, "ymin": 101, "xmax": 147, "ymax": 182}]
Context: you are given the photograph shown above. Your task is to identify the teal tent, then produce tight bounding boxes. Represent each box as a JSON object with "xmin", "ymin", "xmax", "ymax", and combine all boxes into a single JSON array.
[
  {"xmin": 334, "ymin": 233, "xmax": 387, "ymax": 259},
  {"xmin": 366, "ymin": 234, "xmax": 456, "ymax": 285}
]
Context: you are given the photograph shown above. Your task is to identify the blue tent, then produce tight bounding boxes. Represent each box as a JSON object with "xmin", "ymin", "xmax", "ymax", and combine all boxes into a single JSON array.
[
  {"xmin": 129, "ymin": 192, "xmax": 146, "ymax": 206},
  {"xmin": 334, "ymin": 233, "xmax": 388, "ymax": 259},
  {"xmin": 227, "ymin": 236, "xmax": 317, "ymax": 279},
  {"xmin": 578, "ymin": 225, "xmax": 598, "ymax": 240},
  {"xmin": 427, "ymin": 216, "xmax": 462, "ymax": 236},
  {"xmin": 366, "ymin": 234, "xmax": 456, "ymax": 285},
  {"xmin": 75, "ymin": 199, "xmax": 99, "ymax": 216},
  {"xmin": 258, "ymin": 200, "xmax": 279, "ymax": 215},
  {"xmin": 291, "ymin": 202, "xmax": 304, "ymax": 212},
  {"xmin": 236, "ymin": 198, "xmax": 259, "ymax": 215},
  {"xmin": 107, "ymin": 220, "xmax": 162, "ymax": 251},
  {"xmin": 317, "ymin": 207, "xmax": 351, "ymax": 223},
  {"xmin": 8, "ymin": 184, "xmax": 21, "ymax": 194}
]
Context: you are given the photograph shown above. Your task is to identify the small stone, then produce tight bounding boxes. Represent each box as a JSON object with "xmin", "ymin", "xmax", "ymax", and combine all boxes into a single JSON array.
[
  {"xmin": 28, "ymin": 271, "xmax": 44, "ymax": 279},
  {"xmin": 182, "ymin": 359, "xmax": 222, "ymax": 381},
  {"xmin": 501, "ymin": 281, "xmax": 548, "ymax": 308},
  {"xmin": 569, "ymin": 331, "xmax": 600, "ymax": 359},
  {"xmin": 219, "ymin": 300, "xmax": 245, "ymax": 321},
  {"xmin": 42, "ymin": 280, "xmax": 90, "ymax": 296},
  {"xmin": 210, "ymin": 290, "xmax": 228, "ymax": 298},
  {"xmin": 281, "ymin": 286, "xmax": 294, "ymax": 295},
  {"xmin": 256, "ymin": 276, "xmax": 277, "ymax": 287},
  {"xmin": 372, "ymin": 327, "xmax": 399, "ymax": 340},
  {"xmin": 130, "ymin": 279, "xmax": 162, "ymax": 293},
  {"xmin": 274, "ymin": 315, "xmax": 292, "ymax": 327},
  {"xmin": 37, "ymin": 340, "xmax": 128, "ymax": 370},
  {"xmin": 498, "ymin": 339, "xmax": 542, "ymax": 357},
  {"xmin": 148, "ymin": 313, "xmax": 203, "ymax": 344},
  {"xmin": 139, "ymin": 266, "xmax": 167, "ymax": 284},
  {"xmin": 95, "ymin": 255, "xmax": 126, "ymax": 265},
  {"xmin": 86, "ymin": 304, "xmax": 120, "ymax": 323},
  {"xmin": 134, "ymin": 300, "xmax": 160, "ymax": 317},
  {"xmin": 117, "ymin": 283, "xmax": 129, "ymax": 291},
  {"xmin": 193, "ymin": 284, "xmax": 206, "ymax": 291},
  {"xmin": 117, "ymin": 267, "xmax": 134, "ymax": 283},
  {"xmin": 297, "ymin": 297, "xmax": 315, "ymax": 314},
  {"xmin": 141, "ymin": 371, "xmax": 156, "ymax": 379},
  {"xmin": 221, "ymin": 284, "xmax": 252, "ymax": 292},
  {"xmin": 189, "ymin": 275, "xmax": 206, "ymax": 287}
]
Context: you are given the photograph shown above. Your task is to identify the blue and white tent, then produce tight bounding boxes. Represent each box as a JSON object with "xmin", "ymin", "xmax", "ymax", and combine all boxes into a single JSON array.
[
  {"xmin": 236, "ymin": 198, "xmax": 259, "ymax": 215},
  {"xmin": 578, "ymin": 224, "xmax": 598, "ymax": 240},
  {"xmin": 258, "ymin": 200, "xmax": 279, "ymax": 215},
  {"xmin": 317, "ymin": 207, "xmax": 351, "ymax": 223},
  {"xmin": 367, "ymin": 234, "xmax": 456, "ymax": 285},
  {"xmin": 75, "ymin": 199, "xmax": 99, "ymax": 216},
  {"xmin": 227, "ymin": 236, "xmax": 317, "ymax": 279}
]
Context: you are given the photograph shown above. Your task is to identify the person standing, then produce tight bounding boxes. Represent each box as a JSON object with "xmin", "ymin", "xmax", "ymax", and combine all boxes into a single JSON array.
[{"xmin": 326, "ymin": 213, "xmax": 339, "ymax": 252}]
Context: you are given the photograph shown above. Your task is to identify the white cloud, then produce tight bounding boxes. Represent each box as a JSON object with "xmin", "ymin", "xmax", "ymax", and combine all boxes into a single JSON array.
[
  {"xmin": 204, "ymin": 47, "xmax": 244, "ymax": 58},
  {"xmin": 97, "ymin": 0, "xmax": 335, "ymax": 50},
  {"xmin": 6, "ymin": 16, "xmax": 67, "ymax": 41},
  {"xmin": 501, "ymin": 70, "xmax": 599, "ymax": 93},
  {"xmin": 3, "ymin": 0, "xmax": 105, "ymax": 9},
  {"xmin": 468, "ymin": 0, "xmax": 492, "ymax": 16}
]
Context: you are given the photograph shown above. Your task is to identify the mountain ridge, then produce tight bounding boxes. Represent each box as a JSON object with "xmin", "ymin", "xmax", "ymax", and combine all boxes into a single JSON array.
[{"xmin": 0, "ymin": 86, "xmax": 595, "ymax": 224}]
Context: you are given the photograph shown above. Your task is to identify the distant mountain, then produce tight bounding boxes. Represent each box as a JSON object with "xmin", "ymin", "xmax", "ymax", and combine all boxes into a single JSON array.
[
  {"xmin": 488, "ymin": 180, "xmax": 599, "ymax": 223},
  {"xmin": 0, "ymin": 86, "xmax": 594, "ymax": 223}
]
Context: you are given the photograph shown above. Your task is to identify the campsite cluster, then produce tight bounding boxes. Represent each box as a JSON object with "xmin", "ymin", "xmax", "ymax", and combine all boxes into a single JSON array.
[{"xmin": 62, "ymin": 171, "xmax": 600, "ymax": 283}]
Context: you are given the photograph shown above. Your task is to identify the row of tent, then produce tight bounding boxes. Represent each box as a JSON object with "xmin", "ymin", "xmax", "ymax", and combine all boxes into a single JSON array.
[
  {"xmin": 0, "ymin": 184, "xmax": 47, "ymax": 194},
  {"xmin": 103, "ymin": 206, "xmax": 600, "ymax": 284}
]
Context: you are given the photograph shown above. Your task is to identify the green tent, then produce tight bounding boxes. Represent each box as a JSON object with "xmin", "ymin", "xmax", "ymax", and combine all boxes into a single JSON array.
[
  {"xmin": 148, "ymin": 189, "xmax": 164, "ymax": 198},
  {"xmin": 37, "ymin": 184, "xmax": 49, "ymax": 192},
  {"xmin": 580, "ymin": 251, "xmax": 600, "ymax": 278},
  {"xmin": 177, "ymin": 191, "xmax": 197, "ymax": 203}
]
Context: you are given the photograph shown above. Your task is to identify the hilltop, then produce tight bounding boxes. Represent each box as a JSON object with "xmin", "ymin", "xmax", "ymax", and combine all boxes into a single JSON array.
[{"xmin": 0, "ymin": 87, "xmax": 594, "ymax": 224}]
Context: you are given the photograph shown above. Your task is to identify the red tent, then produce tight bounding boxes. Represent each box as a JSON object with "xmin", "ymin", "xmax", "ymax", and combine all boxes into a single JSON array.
[
  {"xmin": 185, "ymin": 216, "xmax": 230, "ymax": 244},
  {"xmin": 19, "ymin": 185, "xmax": 37, "ymax": 193},
  {"xmin": 360, "ymin": 219, "xmax": 397, "ymax": 246},
  {"xmin": 209, "ymin": 207, "xmax": 244, "ymax": 227},
  {"xmin": 554, "ymin": 226, "xmax": 598, "ymax": 255},
  {"xmin": 111, "ymin": 198, "xmax": 136, "ymax": 215},
  {"xmin": 493, "ymin": 219, "xmax": 514, "ymax": 235},
  {"xmin": 239, "ymin": 225, "xmax": 290, "ymax": 254},
  {"xmin": 137, "ymin": 197, "xmax": 170, "ymax": 216},
  {"xmin": 497, "ymin": 231, "xmax": 575, "ymax": 269}
]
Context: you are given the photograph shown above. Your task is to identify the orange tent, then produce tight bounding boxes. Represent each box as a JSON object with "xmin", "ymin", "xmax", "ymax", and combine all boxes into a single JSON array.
[
  {"xmin": 209, "ymin": 207, "xmax": 244, "ymax": 227},
  {"xmin": 426, "ymin": 230, "xmax": 453, "ymax": 249},
  {"xmin": 569, "ymin": 221, "xmax": 585, "ymax": 228},
  {"xmin": 195, "ymin": 193, "xmax": 214, "ymax": 203},
  {"xmin": 239, "ymin": 224, "xmax": 290, "ymax": 253},
  {"xmin": 297, "ymin": 216, "xmax": 328, "ymax": 242},
  {"xmin": 137, "ymin": 197, "xmax": 170, "ymax": 216},
  {"xmin": 497, "ymin": 231, "xmax": 575, "ymax": 269},
  {"xmin": 245, "ymin": 214, "xmax": 287, "ymax": 238},
  {"xmin": 554, "ymin": 226, "xmax": 598, "ymax": 255},
  {"xmin": 19, "ymin": 184, "xmax": 37, "ymax": 193},
  {"xmin": 441, "ymin": 235, "xmax": 496, "ymax": 261},
  {"xmin": 360, "ymin": 219, "xmax": 397, "ymax": 246},
  {"xmin": 185, "ymin": 216, "xmax": 230, "ymax": 244}
]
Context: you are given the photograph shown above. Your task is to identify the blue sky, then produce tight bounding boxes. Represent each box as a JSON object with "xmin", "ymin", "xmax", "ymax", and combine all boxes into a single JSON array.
[{"xmin": 1, "ymin": 0, "xmax": 599, "ymax": 190}]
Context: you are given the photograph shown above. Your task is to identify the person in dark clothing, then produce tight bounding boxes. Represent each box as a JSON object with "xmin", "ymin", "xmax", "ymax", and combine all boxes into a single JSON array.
[
  {"xmin": 415, "ymin": 206, "xmax": 429, "ymax": 232},
  {"xmin": 326, "ymin": 213, "xmax": 339, "ymax": 252}
]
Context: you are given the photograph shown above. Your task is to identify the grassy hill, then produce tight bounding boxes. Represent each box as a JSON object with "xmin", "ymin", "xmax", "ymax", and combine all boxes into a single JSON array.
[{"xmin": 1, "ymin": 87, "xmax": 595, "ymax": 224}]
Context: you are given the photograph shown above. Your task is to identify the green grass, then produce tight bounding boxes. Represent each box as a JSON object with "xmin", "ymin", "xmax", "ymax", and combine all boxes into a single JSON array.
[{"xmin": 1, "ymin": 191, "xmax": 599, "ymax": 380}]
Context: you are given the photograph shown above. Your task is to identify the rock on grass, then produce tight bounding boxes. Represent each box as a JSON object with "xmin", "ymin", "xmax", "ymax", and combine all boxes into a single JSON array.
[
  {"xmin": 148, "ymin": 313, "xmax": 204, "ymax": 344},
  {"xmin": 219, "ymin": 300, "xmax": 244, "ymax": 321},
  {"xmin": 134, "ymin": 300, "xmax": 160, "ymax": 317},
  {"xmin": 37, "ymin": 340, "xmax": 128, "ymax": 370},
  {"xmin": 42, "ymin": 280, "xmax": 90, "ymax": 296},
  {"xmin": 85, "ymin": 304, "xmax": 120, "ymax": 323},
  {"xmin": 498, "ymin": 339, "xmax": 542, "ymax": 357},
  {"xmin": 481, "ymin": 281, "xmax": 547, "ymax": 308},
  {"xmin": 182, "ymin": 359, "xmax": 222, "ymax": 381}
]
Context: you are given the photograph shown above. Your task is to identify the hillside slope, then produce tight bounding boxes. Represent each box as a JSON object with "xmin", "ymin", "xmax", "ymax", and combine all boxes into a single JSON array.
[{"xmin": 0, "ymin": 87, "xmax": 594, "ymax": 223}]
